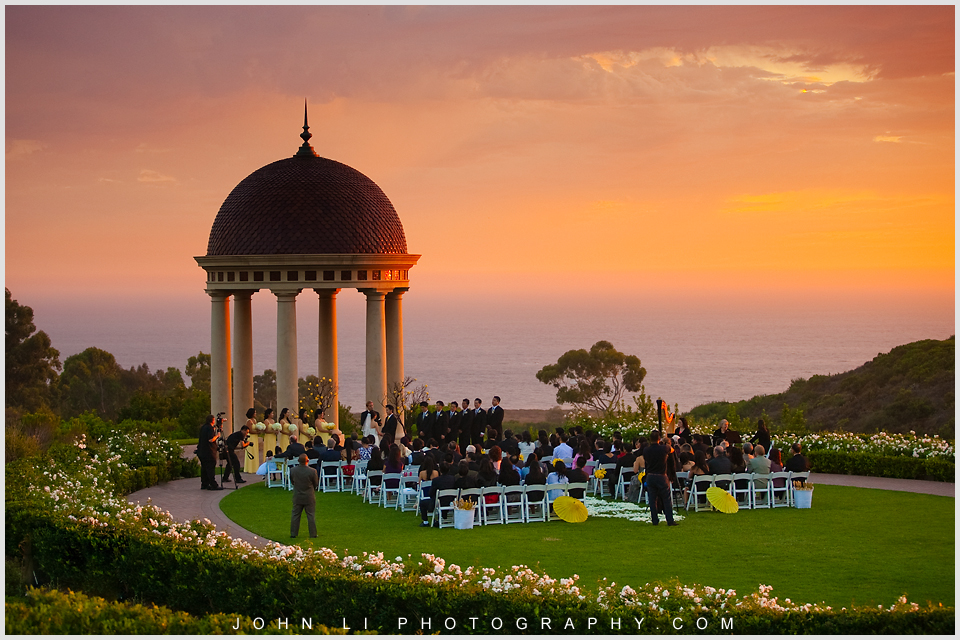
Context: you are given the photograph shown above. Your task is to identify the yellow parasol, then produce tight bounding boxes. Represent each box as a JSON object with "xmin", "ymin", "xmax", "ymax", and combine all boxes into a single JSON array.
[
  {"xmin": 706, "ymin": 487, "xmax": 739, "ymax": 514},
  {"xmin": 553, "ymin": 496, "xmax": 588, "ymax": 523}
]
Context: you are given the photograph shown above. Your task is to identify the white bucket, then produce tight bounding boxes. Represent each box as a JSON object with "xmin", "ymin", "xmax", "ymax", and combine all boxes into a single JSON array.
[
  {"xmin": 793, "ymin": 488, "xmax": 813, "ymax": 509},
  {"xmin": 453, "ymin": 508, "xmax": 475, "ymax": 529}
]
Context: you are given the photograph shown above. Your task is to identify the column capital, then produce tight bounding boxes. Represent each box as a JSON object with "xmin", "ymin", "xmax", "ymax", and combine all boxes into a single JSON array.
[
  {"xmin": 272, "ymin": 288, "xmax": 302, "ymax": 300},
  {"xmin": 314, "ymin": 288, "xmax": 342, "ymax": 298},
  {"xmin": 206, "ymin": 289, "xmax": 231, "ymax": 300},
  {"xmin": 232, "ymin": 290, "xmax": 256, "ymax": 301},
  {"xmin": 387, "ymin": 287, "xmax": 409, "ymax": 298},
  {"xmin": 358, "ymin": 288, "xmax": 387, "ymax": 300}
]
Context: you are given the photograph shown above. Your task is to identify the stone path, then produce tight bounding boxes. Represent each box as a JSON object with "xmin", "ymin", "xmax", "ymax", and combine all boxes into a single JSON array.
[
  {"xmin": 127, "ymin": 469, "xmax": 953, "ymax": 547},
  {"xmin": 127, "ymin": 471, "xmax": 270, "ymax": 547}
]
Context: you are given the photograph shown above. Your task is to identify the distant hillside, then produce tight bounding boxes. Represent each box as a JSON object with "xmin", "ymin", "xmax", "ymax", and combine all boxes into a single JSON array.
[{"xmin": 689, "ymin": 337, "xmax": 955, "ymax": 438}]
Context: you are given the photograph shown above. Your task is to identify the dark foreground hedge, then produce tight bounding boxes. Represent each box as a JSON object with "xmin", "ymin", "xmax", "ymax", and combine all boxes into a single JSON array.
[
  {"xmin": 808, "ymin": 450, "xmax": 955, "ymax": 482},
  {"xmin": 6, "ymin": 508, "xmax": 953, "ymax": 635},
  {"xmin": 5, "ymin": 587, "xmax": 352, "ymax": 634}
]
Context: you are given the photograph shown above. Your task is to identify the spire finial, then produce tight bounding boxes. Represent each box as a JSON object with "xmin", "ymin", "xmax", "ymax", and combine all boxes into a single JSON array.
[{"xmin": 296, "ymin": 98, "xmax": 319, "ymax": 157}]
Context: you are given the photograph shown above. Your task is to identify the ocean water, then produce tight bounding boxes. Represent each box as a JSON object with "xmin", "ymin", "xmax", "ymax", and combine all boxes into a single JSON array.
[{"xmin": 31, "ymin": 289, "xmax": 954, "ymax": 413}]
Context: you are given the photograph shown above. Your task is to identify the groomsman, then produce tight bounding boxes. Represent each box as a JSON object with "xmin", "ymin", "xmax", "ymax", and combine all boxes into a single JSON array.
[
  {"xmin": 487, "ymin": 396, "xmax": 505, "ymax": 440},
  {"xmin": 471, "ymin": 398, "xmax": 486, "ymax": 446},
  {"xmin": 447, "ymin": 401, "xmax": 462, "ymax": 447},
  {"xmin": 459, "ymin": 398, "xmax": 473, "ymax": 451},
  {"xmin": 434, "ymin": 401, "xmax": 449, "ymax": 444},
  {"xmin": 412, "ymin": 401, "xmax": 434, "ymax": 441}
]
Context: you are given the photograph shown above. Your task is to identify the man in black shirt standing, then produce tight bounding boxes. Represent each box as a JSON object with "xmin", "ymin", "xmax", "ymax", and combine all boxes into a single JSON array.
[
  {"xmin": 642, "ymin": 435, "xmax": 678, "ymax": 526},
  {"xmin": 222, "ymin": 425, "xmax": 251, "ymax": 484},
  {"xmin": 197, "ymin": 414, "xmax": 220, "ymax": 490}
]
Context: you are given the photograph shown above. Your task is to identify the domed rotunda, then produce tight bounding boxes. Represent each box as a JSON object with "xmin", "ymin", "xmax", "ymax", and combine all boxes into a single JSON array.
[{"xmin": 195, "ymin": 106, "xmax": 420, "ymax": 433}]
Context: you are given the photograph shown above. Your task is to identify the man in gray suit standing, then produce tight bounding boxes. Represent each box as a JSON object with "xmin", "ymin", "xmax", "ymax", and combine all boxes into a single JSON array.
[{"xmin": 289, "ymin": 453, "xmax": 319, "ymax": 538}]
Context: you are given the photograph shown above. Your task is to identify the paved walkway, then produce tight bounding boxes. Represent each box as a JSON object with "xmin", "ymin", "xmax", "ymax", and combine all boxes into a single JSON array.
[
  {"xmin": 127, "ymin": 470, "xmax": 953, "ymax": 546},
  {"xmin": 810, "ymin": 472, "xmax": 954, "ymax": 497},
  {"xmin": 127, "ymin": 471, "xmax": 270, "ymax": 547}
]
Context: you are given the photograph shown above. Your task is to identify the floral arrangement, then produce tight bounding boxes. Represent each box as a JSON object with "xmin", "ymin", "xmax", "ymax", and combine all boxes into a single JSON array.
[
  {"xmin": 253, "ymin": 422, "xmax": 266, "ymax": 436},
  {"xmin": 265, "ymin": 422, "xmax": 282, "ymax": 435},
  {"xmin": 303, "ymin": 426, "xmax": 317, "ymax": 438},
  {"xmin": 593, "ymin": 468, "xmax": 606, "ymax": 479},
  {"xmin": 454, "ymin": 498, "xmax": 476, "ymax": 511},
  {"xmin": 792, "ymin": 481, "xmax": 814, "ymax": 492},
  {"xmin": 772, "ymin": 430, "xmax": 953, "ymax": 461},
  {"xmin": 284, "ymin": 422, "xmax": 298, "ymax": 436}
]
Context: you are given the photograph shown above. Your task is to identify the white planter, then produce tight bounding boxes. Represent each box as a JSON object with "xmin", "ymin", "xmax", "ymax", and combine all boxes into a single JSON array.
[
  {"xmin": 793, "ymin": 488, "xmax": 813, "ymax": 509},
  {"xmin": 453, "ymin": 508, "xmax": 475, "ymax": 529}
]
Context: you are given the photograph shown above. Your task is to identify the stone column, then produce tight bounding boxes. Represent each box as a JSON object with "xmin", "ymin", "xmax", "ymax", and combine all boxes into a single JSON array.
[
  {"xmin": 385, "ymin": 288, "xmax": 407, "ymax": 411},
  {"xmin": 362, "ymin": 289, "xmax": 388, "ymax": 416},
  {"xmin": 232, "ymin": 291, "xmax": 254, "ymax": 435},
  {"xmin": 208, "ymin": 290, "xmax": 233, "ymax": 431},
  {"xmin": 275, "ymin": 290, "xmax": 301, "ymax": 420},
  {"xmin": 316, "ymin": 288, "xmax": 341, "ymax": 428}
]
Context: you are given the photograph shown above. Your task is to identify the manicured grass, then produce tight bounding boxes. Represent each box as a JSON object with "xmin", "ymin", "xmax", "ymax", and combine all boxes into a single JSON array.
[{"xmin": 220, "ymin": 483, "xmax": 954, "ymax": 609}]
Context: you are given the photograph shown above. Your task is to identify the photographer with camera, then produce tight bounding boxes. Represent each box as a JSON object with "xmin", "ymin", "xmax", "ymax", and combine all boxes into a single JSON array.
[
  {"xmin": 198, "ymin": 414, "xmax": 220, "ymax": 490},
  {"xmin": 222, "ymin": 424, "xmax": 252, "ymax": 485}
]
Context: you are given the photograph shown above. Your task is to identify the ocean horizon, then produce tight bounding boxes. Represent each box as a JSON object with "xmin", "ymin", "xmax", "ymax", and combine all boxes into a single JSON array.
[{"xmin": 27, "ymin": 285, "xmax": 954, "ymax": 415}]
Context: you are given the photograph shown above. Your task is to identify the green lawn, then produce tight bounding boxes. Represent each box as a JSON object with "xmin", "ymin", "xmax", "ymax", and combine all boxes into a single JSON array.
[{"xmin": 220, "ymin": 482, "xmax": 954, "ymax": 609}]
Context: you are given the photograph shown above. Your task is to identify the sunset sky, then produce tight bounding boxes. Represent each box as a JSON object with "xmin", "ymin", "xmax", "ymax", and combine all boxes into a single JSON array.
[{"xmin": 5, "ymin": 6, "xmax": 955, "ymax": 384}]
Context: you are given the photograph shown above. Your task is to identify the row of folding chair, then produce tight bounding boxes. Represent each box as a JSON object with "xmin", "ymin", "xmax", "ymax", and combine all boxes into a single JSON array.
[
  {"xmin": 686, "ymin": 471, "xmax": 810, "ymax": 511},
  {"xmin": 427, "ymin": 482, "xmax": 588, "ymax": 528}
]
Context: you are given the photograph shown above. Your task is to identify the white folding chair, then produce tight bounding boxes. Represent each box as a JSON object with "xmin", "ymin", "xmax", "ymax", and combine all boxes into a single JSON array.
[
  {"xmin": 431, "ymin": 488, "xmax": 460, "ymax": 528},
  {"xmin": 539, "ymin": 456, "xmax": 554, "ymax": 465},
  {"xmin": 672, "ymin": 471, "xmax": 689, "ymax": 507},
  {"xmin": 593, "ymin": 463, "xmax": 617, "ymax": 498},
  {"xmin": 416, "ymin": 480, "xmax": 433, "ymax": 521},
  {"xmin": 770, "ymin": 472, "xmax": 791, "ymax": 508},
  {"xmin": 613, "ymin": 470, "xmax": 634, "ymax": 501},
  {"xmin": 480, "ymin": 486, "xmax": 505, "ymax": 525},
  {"xmin": 732, "ymin": 473, "xmax": 753, "ymax": 509},
  {"xmin": 265, "ymin": 458, "xmax": 286, "ymax": 488},
  {"xmin": 284, "ymin": 459, "xmax": 298, "ymax": 490},
  {"xmin": 320, "ymin": 461, "xmax": 342, "ymax": 492},
  {"xmin": 458, "ymin": 488, "xmax": 483, "ymax": 525},
  {"xmin": 397, "ymin": 475, "xmax": 421, "ymax": 512},
  {"xmin": 522, "ymin": 484, "xmax": 548, "ymax": 523},
  {"xmin": 352, "ymin": 460, "xmax": 369, "ymax": 496},
  {"xmin": 545, "ymin": 483, "xmax": 569, "ymax": 521},
  {"xmin": 712, "ymin": 473, "xmax": 733, "ymax": 494},
  {"xmin": 363, "ymin": 470, "xmax": 383, "ymax": 504},
  {"xmin": 566, "ymin": 481, "xmax": 588, "ymax": 502},
  {"xmin": 339, "ymin": 461, "xmax": 357, "ymax": 493},
  {"xmin": 686, "ymin": 474, "xmax": 714, "ymax": 512},
  {"xmin": 501, "ymin": 486, "xmax": 525, "ymax": 524},
  {"xmin": 752, "ymin": 473, "xmax": 773, "ymax": 509},
  {"xmin": 379, "ymin": 473, "xmax": 403, "ymax": 508}
]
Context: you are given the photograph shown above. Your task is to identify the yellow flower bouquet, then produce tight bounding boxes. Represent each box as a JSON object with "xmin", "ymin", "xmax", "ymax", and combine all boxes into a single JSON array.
[{"xmin": 593, "ymin": 468, "xmax": 607, "ymax": 480}]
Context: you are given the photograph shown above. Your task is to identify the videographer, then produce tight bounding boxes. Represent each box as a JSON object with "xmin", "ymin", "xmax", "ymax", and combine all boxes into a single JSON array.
[
  {"xmin": 198, "ymin": 414, "xmax": 220, "ymax": 490},
  {"xmin": 222, "ymin": 425, "xmax": 251, "ymax": 485}
]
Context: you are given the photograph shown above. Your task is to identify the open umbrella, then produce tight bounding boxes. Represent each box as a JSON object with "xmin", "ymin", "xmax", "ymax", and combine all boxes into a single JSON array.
[
  {"xmin": 553, "ymin": 496, "xmax": 588, "ymax": 523},
  {"xmin": 706, "ymin": 487, "xmax": 739, "ymax": 513}
]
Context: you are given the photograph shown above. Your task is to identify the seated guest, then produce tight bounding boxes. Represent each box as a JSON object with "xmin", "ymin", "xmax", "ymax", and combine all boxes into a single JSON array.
[
  {"xmin": 565, "ymin": 457, "xmax": 589, "ymax": 498},
  {"xmin": 768, "ymin": 448, "xmax": 786, "ymax": 488},
  {"xmin": 319, "ymin": 438, "xmax": 342, "ymax": 462},
  {"xmin": 384, "ymin": 444, "xmax": 405, "ymax": 490},
  {"xmin": 409, "ymin": 438, "xmax": 426, "ymax": 465},
  {"xmin": 445, "ymin": 440, "xmax": 462, "ymax": 464},
  {"xmin": 535, "ymin": 431, "xmax": 554, "ymax": 457},
  {"xmin": 482, "ymin": 429, "xmax": 499, "ymax": 452},
  {"xmin": 728, "ymin": 446, "xmax": 747, "ymax": 473},
  {"xmin": 498, "ymin": 458, "xmax": 521, "ymax": 487},
  {"xmin": 454, "ymin": 460, "xmax": 476, "ymax": 489},
  {"xmin": 707, "ymin": 446, "xmax": 733, "ymax": 474},
  {"xmin": 553, "ymin": 433, "xmax": 574, "ymax": 460},
  {"xmin": 304, "ymin": 439, "xmax": 321, "ymax": 461},
  {"xmin": 278, "ymin": 434, "xmax": 306, "ymax": 459},
  {"xmin": 592, "ymin": 440, "xmax": 617, "ymax": 466},
  {"xmin": 573, "ymin": 441, "xmax": 592, "ymax": 473},
  {"xmin": 683, "ymin": 450, "xmax": 711, "ymax": 506},
  {"xmin": 784, "ymin": 443, "xmax": 810, "ymax": 473},
  {"xmin": 743, "ymin": 442, "xmax": 755, "ymax": 461},
  {"xmin": 518, "ymin": 432, "xmax": 536, "ymax": 461},
  {"xmin": 366, "ymin": 447, "xmax": 384, "ymax": 473},
  {"xmin": 691, "ymin": 434, "xmax": 709, "ymax": 455},
  {"xmin": 464, "ymin": 445, "xmax": 481, "ymax": 471},
  {"xmin": 500, "ymin": 430, "xmax": 520, "ymax": 457},
  {"xmin": 488, "ymin": 445, "xmax": 503, "ymax": 472},
  {"xmin": 476, "ymin": 458, "xmax": 499, "ymax": 498},
  {"xmin": 546, "ymin": 460, "xmax": 568, "ymax": 500},
  {"xmin": 523, "ymin": 461, "xmax": 546, "ymax": 502},
  {"xmin": 356, "ymin": 436, "xmax": 372, "ymax": 461},
  {"xmin": 748, "ymin": 445, "xmax": 772, "ymax": 487},
  {"xmin": 520, "ymin": 452, "xmax": 540, "ymax": 480}
]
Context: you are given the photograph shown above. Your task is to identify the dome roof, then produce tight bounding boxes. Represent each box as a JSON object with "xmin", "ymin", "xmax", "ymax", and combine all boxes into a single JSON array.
[{"xmin": 206, "ymin": 154, "xmax": 408, "ymax": 256}]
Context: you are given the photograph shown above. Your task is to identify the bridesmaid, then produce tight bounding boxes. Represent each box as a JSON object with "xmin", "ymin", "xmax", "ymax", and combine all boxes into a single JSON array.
[
  {"xmin": 314, "ymin": 409, "xmax": 331, "ymax": 443},
  {"xmin": 242, "ymin": 407, "xmax": 260, "ymax": 473},
  {"xmin": 277, "ymin": 407, "xmax": 292, "ymax": 451},
  {"xmin": 262, "ymin": 408, "xmax": 277, "ymax": 459},
  {"xmin": 298, "ymin": 408, "xmax": 314, "ymax": 442}
]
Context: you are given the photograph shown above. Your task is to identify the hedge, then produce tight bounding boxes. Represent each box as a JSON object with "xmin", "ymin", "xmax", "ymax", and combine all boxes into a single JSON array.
[
  {"xmin": 5, "ymin": 587, "xmax": 352, "ymax": 634},
  {"xmin": 6, "ymin": 507, "xmax": 954, "ymax": 635},
  {"xmin": 112, "ymin": 457, "xmax": 200, "ymax": 495},
  {"xmin": 808, "ymin": 451, "xmax": 955, "ymax": 482}
]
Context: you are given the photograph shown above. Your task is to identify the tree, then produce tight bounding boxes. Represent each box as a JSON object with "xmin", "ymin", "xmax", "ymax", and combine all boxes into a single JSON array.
[
  {"xmin": 385, "ymin": 376, "xmax": 429, "ymax": 425},
  {"xmin": 253, "ymin": 369, "xmax": 277, "ymax": 414},
  {"xmin": 57, "ymin": 347, "xmax": 127, "ymax": 419},
  {"xmin": 185, "ymin": 352, "xmax": 211, "ymax": 393},
  {"xmin": 5, "ymin": 288, "xmax": 61, "ymax": 413},
  {"xmin": 536, "ymin": 340, "xmax": 646, "ymax": 416},
  {"xmin": 298, "ymin": 375, "xmax": 337, "ymax": 419}
]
